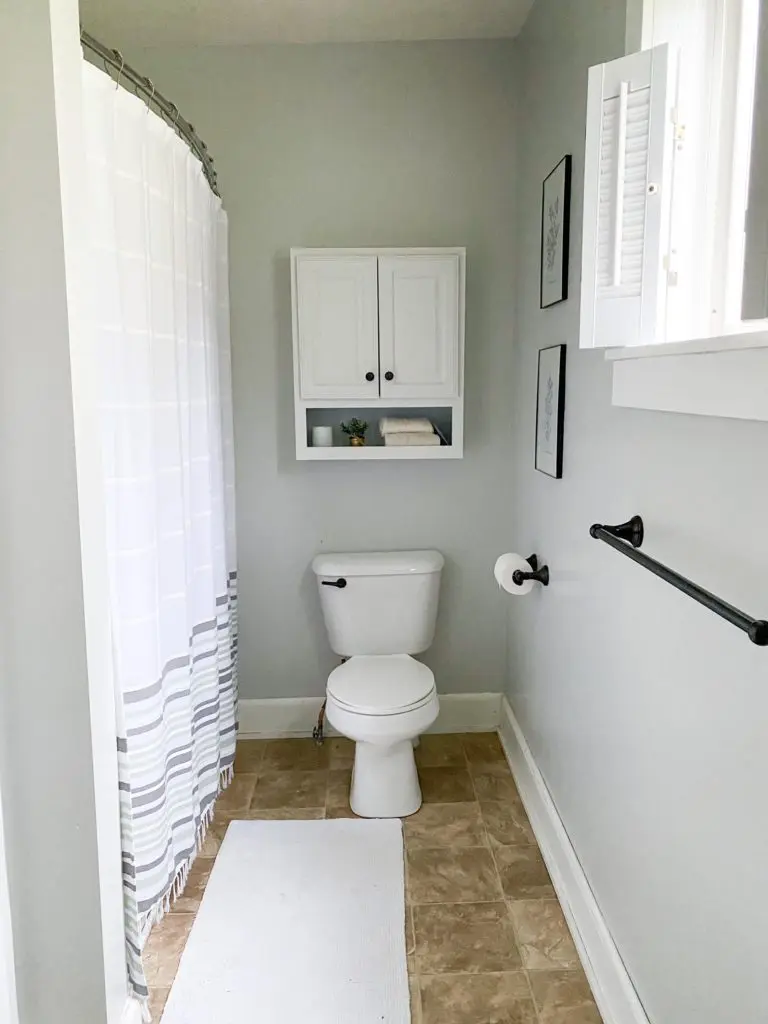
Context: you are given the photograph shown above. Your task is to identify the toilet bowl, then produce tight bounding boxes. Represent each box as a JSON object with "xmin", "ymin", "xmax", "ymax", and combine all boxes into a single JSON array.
[
  {"xmin": 312, "ymin": 549, "xmax": 444, "ymax": 818},
  {"xmin": 325, "ymin": 655, "xmax": 439, "ymax": 817}
]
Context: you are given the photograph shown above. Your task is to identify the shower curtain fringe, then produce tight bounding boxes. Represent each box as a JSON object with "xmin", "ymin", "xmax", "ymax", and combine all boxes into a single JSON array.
[
  {"xmin": 135, "ymin": 763, "xmax": 234, "ymax": 1020},
  {"xmin": 139, "ymin": 764, "xmax": 234, "ymax": 946}
]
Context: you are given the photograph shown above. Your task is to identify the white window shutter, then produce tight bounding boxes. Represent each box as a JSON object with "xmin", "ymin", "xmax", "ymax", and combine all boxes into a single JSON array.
[{"xmin": 580, "ymin": 44, "xmax": 675, "ymax": 348}]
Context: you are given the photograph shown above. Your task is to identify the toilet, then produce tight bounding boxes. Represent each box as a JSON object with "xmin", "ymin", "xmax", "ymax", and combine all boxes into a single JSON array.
[{"xmin": 312, "ymin": 550, "xmax": 443, "ymax": 818}]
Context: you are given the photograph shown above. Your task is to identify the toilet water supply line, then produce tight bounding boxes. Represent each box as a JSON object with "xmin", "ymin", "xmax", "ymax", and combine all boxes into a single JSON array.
[
  {"xmin": 313, "ymin": 658, "xmax": 348, "ymax": 745},
  {"xmin": 312, "ymin": 701, "xmax": 327, "ymax": 746}
]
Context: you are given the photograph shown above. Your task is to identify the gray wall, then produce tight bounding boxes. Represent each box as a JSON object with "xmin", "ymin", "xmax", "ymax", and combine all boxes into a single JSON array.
[
  {"xmin": 509, "ymin": 3, "xmax": 768, "ymax": 1023},
  {"xmin": 0, "ymin": 0, "xmax": 109, "ymax": 1020},
  {"xmin": 135, "ymin": 42, "xmax": 518, "ymax": 699}
]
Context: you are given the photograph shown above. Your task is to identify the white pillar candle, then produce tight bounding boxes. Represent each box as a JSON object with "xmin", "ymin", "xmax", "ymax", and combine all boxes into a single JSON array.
[{"xmin": 311, "ymin": 425, "xmax": 333, "ymax": 447}]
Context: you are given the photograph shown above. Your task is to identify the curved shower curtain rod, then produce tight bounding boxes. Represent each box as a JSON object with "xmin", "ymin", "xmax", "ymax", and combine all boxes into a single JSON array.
[{"xmin": 80, "ymin": 29, "xmax": 220, "ymax": 198}]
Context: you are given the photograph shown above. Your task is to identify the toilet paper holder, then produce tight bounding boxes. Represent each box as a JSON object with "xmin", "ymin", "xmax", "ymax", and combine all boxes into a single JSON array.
[{"xmin": 513, "ymin": 554, "xmax": 549, "ymax": 588}]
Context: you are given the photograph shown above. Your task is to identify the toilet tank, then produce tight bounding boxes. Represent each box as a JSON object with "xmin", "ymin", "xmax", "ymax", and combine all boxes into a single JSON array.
[{"xmin": 312, "ymin": 550, "xmax": 444, "ymax": 657}]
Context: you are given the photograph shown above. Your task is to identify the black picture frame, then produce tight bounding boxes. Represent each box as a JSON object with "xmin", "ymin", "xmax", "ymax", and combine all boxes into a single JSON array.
[
  {"xmin": 535, "ymin": 344, "xmax": 566, "ymax": 478},
  {"xmin": 540, "ymin": 155, "xmax": 572, "ymax": 309}
]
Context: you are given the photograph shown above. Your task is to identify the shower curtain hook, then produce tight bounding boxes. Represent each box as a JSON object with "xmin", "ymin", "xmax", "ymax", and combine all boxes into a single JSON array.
[
  {"xmin": 145, "ymin": 77, "xmax": 156, "ymax": 109},
  {"xmin": 112, "ymin": 49, "xmax": 125, "ymax": 90}
]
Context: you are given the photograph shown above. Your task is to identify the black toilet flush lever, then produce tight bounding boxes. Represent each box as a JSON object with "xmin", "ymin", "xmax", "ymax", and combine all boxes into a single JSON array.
[
  {"xmin": 321, "ymin": 578, "xmax": 347, "ymax": 588},
  {"xmin": 512, "ymin": 554, "xmax": 549, "ymax": 587}
]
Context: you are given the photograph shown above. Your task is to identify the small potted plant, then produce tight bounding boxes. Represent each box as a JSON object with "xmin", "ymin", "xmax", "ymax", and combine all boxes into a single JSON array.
[{"xmin": 340, "ymin": 417, "xmax": 368, "ymax": 447}]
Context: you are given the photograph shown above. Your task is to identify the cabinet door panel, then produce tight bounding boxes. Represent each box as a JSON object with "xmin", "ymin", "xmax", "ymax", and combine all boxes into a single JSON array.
[
  {"xmin": 378, "ymin": 255, "xmax": 460, "ymax": 399},
  {"xmin": 295, "ymin": 256, "xmax": 379, "ymax": 400}
]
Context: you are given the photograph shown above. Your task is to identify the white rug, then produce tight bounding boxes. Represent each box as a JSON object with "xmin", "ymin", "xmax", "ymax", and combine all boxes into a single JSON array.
[{"xmin": 161, "ymin": 818, "xmax": 410, "ymax": 1023}]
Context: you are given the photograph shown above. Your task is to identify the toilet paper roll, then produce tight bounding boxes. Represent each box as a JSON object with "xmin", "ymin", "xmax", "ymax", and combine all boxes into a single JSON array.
[{"xmin": 494, "ymin": 553, "xmax": 535, "ymax": 596}]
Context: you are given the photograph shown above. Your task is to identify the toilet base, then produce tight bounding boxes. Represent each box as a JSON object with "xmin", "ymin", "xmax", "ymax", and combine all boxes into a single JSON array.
[
  {"xmin": 324, "ymin": 689, "xmax": 440, "ymax": 819},
  {"xmin": 351, "ymin": 739, "xmax": 422, "ymax": 818}
]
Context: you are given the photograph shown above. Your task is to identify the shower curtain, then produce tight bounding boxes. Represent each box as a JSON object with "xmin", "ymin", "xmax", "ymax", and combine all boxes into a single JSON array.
[{"xmin": 81, "ymin": 62, "xmax": 238, "ymax": 1006}]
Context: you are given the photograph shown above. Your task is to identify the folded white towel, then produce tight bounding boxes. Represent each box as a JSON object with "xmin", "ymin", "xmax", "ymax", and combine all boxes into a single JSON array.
[
  {"xmin": 384, "ymin": 432, "xmax": 441, "ymax": 447},
  {"xmin": 379, "ymin": 417, "xmax": 434, "ymax": 436}
]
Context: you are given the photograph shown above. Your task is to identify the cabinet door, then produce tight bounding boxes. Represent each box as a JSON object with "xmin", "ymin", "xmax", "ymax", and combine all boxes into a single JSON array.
[
  {"xmin": 295, "ymin": 255, "xmax": 379, "ymax": 400},
  {"xmin": 377, "ymin": 255, "xmax": 460, "ymax": 399}
]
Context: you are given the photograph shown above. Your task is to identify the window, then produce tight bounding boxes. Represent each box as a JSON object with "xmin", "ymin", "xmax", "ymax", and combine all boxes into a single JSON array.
[{"xmin": 580, "ymin": 0, "xmax": 766, "ymax": 350}]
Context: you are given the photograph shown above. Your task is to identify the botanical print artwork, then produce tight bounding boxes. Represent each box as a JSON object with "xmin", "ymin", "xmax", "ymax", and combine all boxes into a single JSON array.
[
  {"xmin": 539, "ymin": 371, "xmax": 555, "ymax": 455},
  {"xmin": 544, "ymin": 196, "xmax": 561, "ymax": 278},
  {"xmin": 540, "ymin": 156, "xmax": 572, "ymax": 308},
  {"xmin": 535, "ymin": 344, "xmax": 566, "ymax": 478}
]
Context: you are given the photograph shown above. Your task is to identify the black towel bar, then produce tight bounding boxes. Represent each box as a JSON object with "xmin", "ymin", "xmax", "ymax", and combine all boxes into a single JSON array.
[{"xmin": 589, "ymin": 516, "xmax": 768, "ymax": 647}]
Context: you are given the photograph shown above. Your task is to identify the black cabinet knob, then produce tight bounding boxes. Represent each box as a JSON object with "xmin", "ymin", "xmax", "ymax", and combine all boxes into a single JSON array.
[
  {"xmin": 384, "ymin": 371, "xmax": 394, "ymax": 381},
  {"xmin": 365, "ymin": 371, "xmax": 375, "ymax": 382}
]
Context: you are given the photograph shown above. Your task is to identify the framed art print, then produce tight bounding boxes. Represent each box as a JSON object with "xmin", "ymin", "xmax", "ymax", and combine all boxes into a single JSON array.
[
  {"xmin": 535, "ymin": 344, "xmax": 566, "ymax": 478},
  {"xmin": 540, "ymin": 155, "xmax": 572, "ymax": 308}
]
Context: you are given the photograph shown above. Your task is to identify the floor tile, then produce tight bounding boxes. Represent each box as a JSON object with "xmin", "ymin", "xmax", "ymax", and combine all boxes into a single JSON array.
[
  {"xmin": 404, "ymin": 802, "xmax": 487, "ymax": 849},
  {"xmin": 326, "ymin": 768, "xmax": 353, "ymax": 809},
  {"xmin": 143, "ymin": 913, "xmax": 195, "ymax": 987},
  {"xmin": 248, "ymin": 807, "xmax": 325, "ymax": 820},
  {"xmin": 262, "ymin": 737, "xmax": 329, "ymax": 771},
  {"xmin": 170, "ymin": 859, "xmax": 212, "ymax": 914},
  {"xmin": 250, "ymin": 769, "xmax": 328, "ymax": 809},
  {"xmin": 198, "ymin": 815, "xmax": 232, "ymax": 858},
  {"xmin": 215, "ymin": 774, "xmax": 257, "ymax": 813},
  {"xmin": 414, "ymin": 902, "xmax": 521, "ymax": 973},
  {"xmin": 472, "ymin": 771, "xmax": 521, "ymax": 802},
  {"xmin": 494, "ymin": 845, "xmax": 555, "ymax": 899},
  {"xmin": 406, "ymin": 906, "xmax": 416, "ymax": 956},
  {"xmin": 409, "ymin": 975, "xmax": 423, "ymax": 1024},
  {"xmin": 415, "ymin": 734, "xmax": 467, "ymax": 767},
  {"xmin": 325, "ymin": 806, "xmax": 362, "ymax": 819},
  {"xmin": 420, "ymin": 972, "xmax": 537, "ymax": 1024},
  {"xmin": 148, "ymin": 987, "xmax": 170, "ymax": 1021},
  {"xmin": 327, "ymin": 736, "xmax": 355, "ymax": 768},
  {"xmin": 418, "ymin": 766, "xmax": 475, "ymax": 803},
  {"xmin": 462, "ymin": 733, "xmax": 507, "ymax": 766},
  {"xmin": 407, "ymin": 847, "xmax": 503, "ymax": 904},
  {"xmin": 480, "ymin": 800, "xmax": 535, "ymax": 846},
  {"xmin": 508, "ymin": 900, "xmax": 580, "ymax": 970},
  {"xmin": 528, "ymin": 969, "xmax": 603, "ymax": 1023},
  {"xmin": 233, "ymin": 739, "xmax": 266, "ymax": 773}
]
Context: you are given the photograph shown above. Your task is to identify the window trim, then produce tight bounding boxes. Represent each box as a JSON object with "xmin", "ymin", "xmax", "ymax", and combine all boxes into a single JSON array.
[
  {"xmin": 600, "ymin": 1, "xmax": 768, "ymax": 420},
  {"xmin": 605, "ymin": 329, "xmax": 768, "ymax": 360},
  {"xmin": 708, "ymin": 0, "xmax": 762, "ymax": 336},
  {"xmin": 621, "ymin": 0, "xmax": 767, "ymax": 346}
]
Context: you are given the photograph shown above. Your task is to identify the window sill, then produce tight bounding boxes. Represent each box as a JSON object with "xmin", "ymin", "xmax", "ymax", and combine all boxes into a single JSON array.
[
  {"xmin": 610, "ymin": 333, "xmax": 768, "ymax": 422},
  {"xmin": 606, "ymin": 329, "xmax": 768, "ymax": 361}
]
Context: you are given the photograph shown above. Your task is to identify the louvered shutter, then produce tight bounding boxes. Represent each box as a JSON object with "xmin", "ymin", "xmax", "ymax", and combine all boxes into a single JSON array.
[{"xmin": 580, "ymin": 44, "xmax": 675, "ymax": 348}]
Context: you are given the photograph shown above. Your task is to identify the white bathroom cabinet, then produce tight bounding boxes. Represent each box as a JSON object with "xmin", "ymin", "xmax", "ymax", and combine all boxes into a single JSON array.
[{"xmin": 291, "ymin": 247, "xmax": 465, "ymax": 460}]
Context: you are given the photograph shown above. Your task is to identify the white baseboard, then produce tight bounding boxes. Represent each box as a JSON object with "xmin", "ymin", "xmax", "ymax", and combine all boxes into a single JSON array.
[
  {"xmin": 121, "ymin": 997, "xmax": 144, "ymax": 1024},
  {"xmin": 238, "ymin": 692, "xmax": 502, "ymax": 739},
  {"xmin": 498, "ymin": 697, "xmax": 649, "ymax": 1024}
]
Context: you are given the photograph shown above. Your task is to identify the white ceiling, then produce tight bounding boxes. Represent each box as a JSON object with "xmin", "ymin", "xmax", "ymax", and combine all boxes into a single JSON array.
[{"xmin": 79, "ymin": 0, "xmax": 536, "ymax": 47}]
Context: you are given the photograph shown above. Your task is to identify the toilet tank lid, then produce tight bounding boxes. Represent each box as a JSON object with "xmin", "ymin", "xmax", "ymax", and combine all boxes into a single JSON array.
[{"xmin": 312, "ymin": 550, "xmax": 444, "ymax": 577}]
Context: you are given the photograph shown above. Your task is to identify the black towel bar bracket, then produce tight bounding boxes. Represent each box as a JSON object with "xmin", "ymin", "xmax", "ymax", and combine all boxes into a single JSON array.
[{"xmin": 590, "ymin": 516, "xmax": 768, "ymax": 647}]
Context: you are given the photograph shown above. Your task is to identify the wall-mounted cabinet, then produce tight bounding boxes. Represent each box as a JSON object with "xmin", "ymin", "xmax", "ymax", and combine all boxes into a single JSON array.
[{"xmin": 291, "ymin": 247, "xmax": 465, "ymax": 460}]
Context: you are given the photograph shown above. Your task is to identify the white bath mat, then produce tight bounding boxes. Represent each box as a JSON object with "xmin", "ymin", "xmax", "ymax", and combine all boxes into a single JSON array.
[{"xmin": 161, "ymin": 818, "xmax": 410, "ymax": 1023}]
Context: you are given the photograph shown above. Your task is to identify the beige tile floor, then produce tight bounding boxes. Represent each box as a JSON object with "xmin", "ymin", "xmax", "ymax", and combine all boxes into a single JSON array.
[{"xmin": 145, "ymin": 733, "xmax": 602, "ymax": 1024}]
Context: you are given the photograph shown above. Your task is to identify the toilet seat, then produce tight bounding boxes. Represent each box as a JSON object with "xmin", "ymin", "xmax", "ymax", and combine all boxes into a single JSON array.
[{"xmin": 327, "ymin": 655, "xmax": 435, "ymax": 716}]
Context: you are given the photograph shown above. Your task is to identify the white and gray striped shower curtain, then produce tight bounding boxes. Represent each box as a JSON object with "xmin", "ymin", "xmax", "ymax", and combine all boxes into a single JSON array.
[{"xmin": 82, "ymin": 62, "xmax": 238, "ymax": 1009}]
